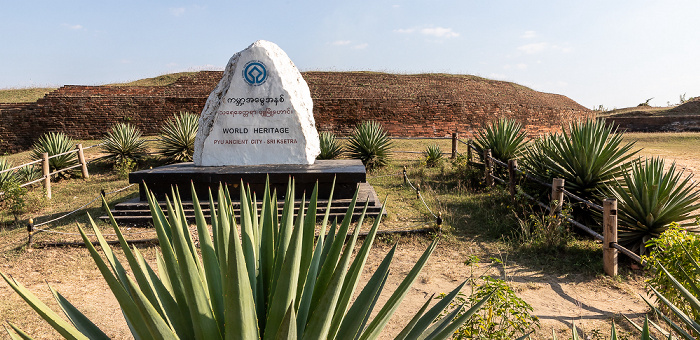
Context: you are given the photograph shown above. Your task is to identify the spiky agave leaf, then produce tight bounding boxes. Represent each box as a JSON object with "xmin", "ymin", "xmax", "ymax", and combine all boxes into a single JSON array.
[
  {"xmin": 474, "ymin": 118, "xmax": 529, "ymax": 163},
  {"xmin": 317, "ymin": 131, "xmax": 344, "ymax": 160},
  {"xmin": 157, "ymin": 112, "xmax": 199, "ymax": 163},
  {"xmin": 610, "ymin": 157, "xmax": 700, "ymax": 251},
  {"xmin": 0, "ymin": 157, "xmax": 16, "ymax": 186},
  {"xmin": 30, "ymin": 132, "xmax": 78, "ymax": 175},
  {"xmin": 101, "ymin": 123, "xmax": 148, "ymax": 163},
  {"xmin": 541, "ymin": 119, "xmax": 639, "ymax": 200},
  {"xmin": 347, "ymin": 121, "xmax": 393, "ymax": 170},
  {"xmin": 2, "ymin": 178, "xmax": 504, "ymax": 339},
  {"xmin": 424, "ymin": 144, "xmax": 444, "ymax": 168}
]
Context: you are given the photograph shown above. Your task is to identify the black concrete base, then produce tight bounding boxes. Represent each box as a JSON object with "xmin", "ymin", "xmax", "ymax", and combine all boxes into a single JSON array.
[{"xmin": 129, "ymin": 159, "xmax": 367, "ymax": 202}]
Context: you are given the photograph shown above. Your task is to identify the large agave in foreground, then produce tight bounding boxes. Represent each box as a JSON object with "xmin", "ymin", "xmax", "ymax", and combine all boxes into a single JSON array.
[
  {"xmin": 609, "ymin": 157, "xmax": 700, "ymax": 252},
  {"xmin": 2, "ymin": 179, "xmax": 504, "ymax": 339}
]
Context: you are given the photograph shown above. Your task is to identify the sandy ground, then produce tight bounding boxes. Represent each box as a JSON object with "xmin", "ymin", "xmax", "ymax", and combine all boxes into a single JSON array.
[{"xmin": 1, "ymin": 237, "xmax": 651, "ymax": 339}]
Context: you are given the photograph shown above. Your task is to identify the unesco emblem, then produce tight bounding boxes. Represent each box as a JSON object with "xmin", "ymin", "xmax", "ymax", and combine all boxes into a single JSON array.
[{"xmin": 242, "ymin": 60, "xmax": 267, "ymax": 86}]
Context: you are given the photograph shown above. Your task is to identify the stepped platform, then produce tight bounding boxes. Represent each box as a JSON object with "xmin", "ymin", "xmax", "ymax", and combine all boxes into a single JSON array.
[{"xmin": 100, "ymin": 182, "xmax": 384, "ymax": 226}]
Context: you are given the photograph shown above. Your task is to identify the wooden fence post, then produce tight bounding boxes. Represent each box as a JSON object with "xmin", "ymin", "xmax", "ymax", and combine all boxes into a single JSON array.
[
  {"xmin": 550, "ymin": 178, "xmax": 564, "ymax": 214},
  {"xmin": 42, "ymin": 152, "xmax": 51, "ymax": 199},
  {"xmin": 603, "ymin": 198, "xmax": 619, "ymax": 276},
  {"xmin": 484, "ymin": 149, "xmax": 493, "ymax": 187},
  {"xmin": 467, "ymin": 139, "xmax": 473, "ymax": 163},
  {"xmin": 508, "ymin": 159, "xmax": 518, "ymax": 200},
  {"xmin": 76, "ymin": 144, "xmax": 89, "ymax": 179},
  {"xmin": 451, "ymin": 133, "xmax": 458, "ymax": 159}
]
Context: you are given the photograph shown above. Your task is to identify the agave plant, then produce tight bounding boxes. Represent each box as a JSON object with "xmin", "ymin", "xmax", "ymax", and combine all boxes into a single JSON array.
[
  {"xmin": 347, "ymin": 121, "xmax": 393, "ymax": 170},
  {"xmin": 14, "ymin": 164, "xmax": 40, "ymax": 184},
  {"xmin": 540, "ymin": 119, "xmax": 639, "ymax": 200},
  {"xmin": 102, "ymin": 123, "xmax": 148, "ymax": 164},
  {"xmin": 609, "ymin": 157, "xmax": 700, "ymax": 252},
  {"xmin": 30, "ymin": 132, "xmax": 78, "ymax": 177},
  {"xmin": 1, "ymin": 179, "xmax": 501, "ymax": 339},
  {"xmin": 474, "ymin": 118, "xmax": 529, "ymax": 164},
  {"xmin": 157, "ymin": 111, "xmax": 199, "ymax": 163},
  {"xmin": 0, "ymin": 157, "xmax": 16, "ymax": 187},
  {"xmin": 424, "ymin": 144, "xmax": 444, "ymax": 168},
  {"xmin": 317, "ymin": 131, "xmax": 344, "ymax": 160}
]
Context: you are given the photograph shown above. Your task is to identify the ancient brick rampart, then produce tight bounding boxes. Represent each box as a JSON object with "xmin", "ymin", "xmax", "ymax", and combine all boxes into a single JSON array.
[{"xmin": 0, "ymin": 71, "xmax": 591, "ymax": 153}]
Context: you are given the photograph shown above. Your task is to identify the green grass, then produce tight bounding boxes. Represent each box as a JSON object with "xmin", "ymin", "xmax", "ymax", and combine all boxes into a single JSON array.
[
  {"xmin": 0, "ymin": 88, "xmax": 57, "ymax": 103},
  {"xmin": 106, "ymin": 72, "xmax": 198, "ymax": 87}
]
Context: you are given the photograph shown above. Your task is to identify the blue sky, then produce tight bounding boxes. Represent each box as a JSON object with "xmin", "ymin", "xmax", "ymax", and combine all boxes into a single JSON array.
[{"xmin": 1, "ymin": 1, "xmax": 699, "ymax": 110}]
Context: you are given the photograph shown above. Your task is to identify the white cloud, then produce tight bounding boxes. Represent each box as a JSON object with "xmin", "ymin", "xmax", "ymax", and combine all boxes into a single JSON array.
[
  {"xmin": 62, "ymin": 24, "xmax": 83, "ymax": 30},
  {"xmin": 522, "ymin": 30, "xmax": 537, "ymax": 39},
  {"xmin": 420, "ymin": 27, "xmax": 459, "ymax": 38},
  {"xmin": 503, "ymin": 63, "xmax": 528, "ymax": 70},
  {"xmin": 169, "ymin": 7, "xmax": 186, "ymax": 16},
  {"xmin": 394, "ymin": 26, "xmax": 459, "ymax": 39},
  {"xmin": 394, "ymin": 28, "xmax": 416, "ymax": 34},
  {"xmin": 352, "ymin": 43, "xmax": 368, "ymax": 50},
  {"xmin": 331, "ymin": 40, "xmax": 352, "ymax": 46},
  {"xmin": 518, "ymin": 42, "xmax": 548, "ymax": 54},
  {"xmin": 392, "ymin": 4, "xmax": 400, "ymax": 8}
]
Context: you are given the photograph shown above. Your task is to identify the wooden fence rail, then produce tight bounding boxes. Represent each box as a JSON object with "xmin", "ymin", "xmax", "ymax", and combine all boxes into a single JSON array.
[
  {"xmin": 0, "ymin": 142, "xmax": 106, "ymax": 199},
  {"xmin": 469, "ymin": 142, "xmax": 639, "ymax": 276}
]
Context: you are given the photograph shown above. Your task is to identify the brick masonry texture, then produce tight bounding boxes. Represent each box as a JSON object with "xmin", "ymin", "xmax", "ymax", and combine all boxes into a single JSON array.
[{"xmin": 0, "ymin": 71, "xmax": 592, "ymax": 153}]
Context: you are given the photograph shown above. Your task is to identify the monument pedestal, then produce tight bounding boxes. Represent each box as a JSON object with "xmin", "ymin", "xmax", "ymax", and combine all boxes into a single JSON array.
[{"xmin": 129, "ymin": 159, "xmax": 368, "ymax": 202}]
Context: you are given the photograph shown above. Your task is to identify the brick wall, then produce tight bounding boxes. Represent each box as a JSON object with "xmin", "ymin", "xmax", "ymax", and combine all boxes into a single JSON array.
[
  {"xmin": 605, "ymin": 115, "xmax": 700, "ymax": 132},
  {"xmin": 0, "ymin": 71, "xmax": 592, "ymax": 153}
]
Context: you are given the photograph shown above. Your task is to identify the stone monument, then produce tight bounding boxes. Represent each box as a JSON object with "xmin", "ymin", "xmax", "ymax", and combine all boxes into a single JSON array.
[
  {"xmin": 194, "ymin": 40, "xmax": 320, "ymax": 166},
  {"xmin": 129, "ymin": 41, "xmax": 373, "ymax": 204}
]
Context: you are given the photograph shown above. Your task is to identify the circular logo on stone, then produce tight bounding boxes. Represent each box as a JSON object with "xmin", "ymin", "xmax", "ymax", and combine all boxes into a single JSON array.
[{"xmin": 243, "ymin": 60, "xmax": 267, "ymax": 86}]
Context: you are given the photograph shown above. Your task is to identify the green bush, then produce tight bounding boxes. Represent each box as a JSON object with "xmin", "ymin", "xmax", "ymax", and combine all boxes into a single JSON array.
[
  {"xmin": 30, "ymin": 132, "xmax": 78, "ymax": 178},
  {"xmin": 451, "ymin": 154, "xmax": 483, "ymax": 189},
  {"xmin": 157, "ymin": 112, "xmax": 199, "ymax": 163},
  {"xmin": 347, "ymin": 121, "xmax": 393, "ymax": 170},
  {"xmin": 439, "ymin": 276, "xmax": 539, "ymax": 339},
  {"xmin": 423, "ymin": 144, "xmax": 444, "ymax": 168},
  {"xmin": 643, "ymin": 225, "xmax": 700, "ymax": 322},
  {"xmin": 514, "ymin": 203, "xmax": 572, "ymax": 251},
  {"xmin": 474, "ymin": 118, "xmax": 528, "ymax": 164},
  {"xmin": 2, "ymin": 180, "xmax": 498, "ymax": 339},
  {"xmin": 102, "ymin": 123, "xmax": 148, "ymax": 164},
  {"xmin": 610, "ymin": 157, "xmax": 700, "ymax": 252},
  {"xmin": 317, "ymin": 131, "xmax": 344, "ymax": 160}
]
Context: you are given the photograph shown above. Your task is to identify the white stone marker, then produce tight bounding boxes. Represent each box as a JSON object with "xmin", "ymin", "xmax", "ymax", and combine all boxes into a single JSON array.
[{"xmin": 194, "ymin": 40, "xmax": 320, "ymax": 166}]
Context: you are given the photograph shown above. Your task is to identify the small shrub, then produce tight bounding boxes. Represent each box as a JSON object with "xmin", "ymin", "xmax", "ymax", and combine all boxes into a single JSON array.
[
  {"xmin": 30, "ymin": 132, "xmax": 78, "ymax": 178},
  {"xmin": 514, "ymin": 203, "xmax": 572, "ymax": 251},
  {"xmin": 317, "ymin": 131, "xmax": 343, "ymax": 159},
  {"xmin": 347, "ymin": 121, "xmax": 393, "ymax": 170},
  {"xmin": 451, "ymin": 154, "xmax": 483, "ymax": 189},
  {"xmin": 423, "ymin": 144, "xmax": 444, "ymax": 168},
  {"xmin": 643, "ymin": 224, "xmax": 700, "ymax": 321},
  {"xmin": 114, "ymin": 158, "xmax": 137, "ymax": 179},
  {"xmin": 0, "ymin": 181, "xmax": 28, "ymax": 225},
  {"xmin": 102, "ymin": 123, "xmax": 147, "ymax": 164},
  {"xmin": 157, "ymin": 111, "xmax": 199, "ymax": 163}
]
